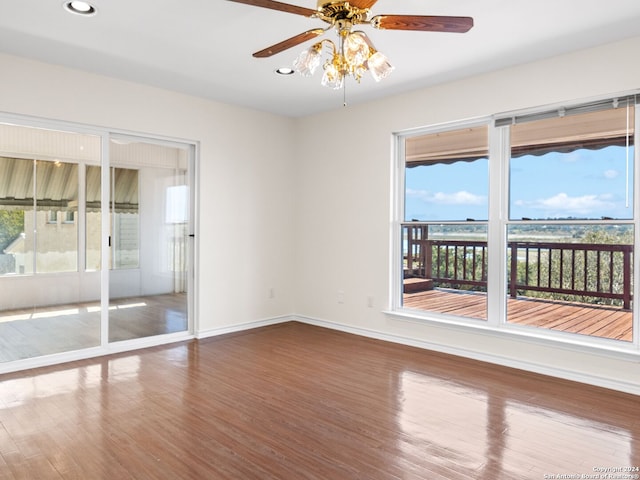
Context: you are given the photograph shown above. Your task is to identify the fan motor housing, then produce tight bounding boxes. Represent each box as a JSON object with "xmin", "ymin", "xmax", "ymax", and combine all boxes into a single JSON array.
[{"xmin": 317, "ymin": 1, "xmax": 369, "ymax": 24}]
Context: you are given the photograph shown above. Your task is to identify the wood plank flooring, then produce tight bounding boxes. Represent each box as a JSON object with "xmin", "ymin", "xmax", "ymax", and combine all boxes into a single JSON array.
[
  {"xmin": 0, "ymin": 322, "xmax": 638, "ymax": 479},
  {"xmin": 404, "ymin": 289, "xmax": 633, "ymax": 342}
]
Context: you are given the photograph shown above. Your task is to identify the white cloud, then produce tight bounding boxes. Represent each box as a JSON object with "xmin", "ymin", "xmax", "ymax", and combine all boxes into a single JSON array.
[
  {"xmin": 562, "ymin": 151, "xmax": 583, "ymax": 163},
  {"xmin": 518, "ymin": 192, "xmax": 615, "ymax": 216},
  {"xmin": 406, "ymin": 189, "xmax": 486, "ymax": 205},
  {"xmin": 603, "ymin": 169, "xmax": 619, "ymax": 179}
]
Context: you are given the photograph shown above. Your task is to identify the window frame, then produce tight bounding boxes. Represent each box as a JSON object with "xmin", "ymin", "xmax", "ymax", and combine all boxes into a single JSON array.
[
  {"xmin": 390, "ymin": 92, "xmax": 640, "ymax": 355},
  {"xmin": 391, "ymin": 117, "xmax": 493, "ymax": 314}
]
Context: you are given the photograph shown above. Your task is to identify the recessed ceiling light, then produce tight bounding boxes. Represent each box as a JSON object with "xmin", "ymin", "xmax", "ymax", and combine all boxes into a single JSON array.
[
  {"xmin": 64, "ymin": 1, "xmax": 97, "ymax": 16},
  {"xmin": 275, "ymin": 67, "xmax": 295, "ymax": 76}
]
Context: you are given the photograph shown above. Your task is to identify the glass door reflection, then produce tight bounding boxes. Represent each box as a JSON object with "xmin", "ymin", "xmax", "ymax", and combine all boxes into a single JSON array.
[
  {"xmin": 0, "ymin": 125, "xmax": 102, "ymax": 361},
  {"xmin": 108, "ymin": 137, "xmax": 190, "ymax": 343}
]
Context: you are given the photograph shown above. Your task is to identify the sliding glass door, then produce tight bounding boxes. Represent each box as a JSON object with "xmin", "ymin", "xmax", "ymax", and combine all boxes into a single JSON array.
[
  {"xmin": 0, "ymin": 123, "xmax": 102, "ymax": 361},
  {"xmin": 107, "ymin": 136, "xmax": 191, "ymax": 343},
  {"xmin": 0, "ymin": 121, "xmax": 194, "ymax": 365}
]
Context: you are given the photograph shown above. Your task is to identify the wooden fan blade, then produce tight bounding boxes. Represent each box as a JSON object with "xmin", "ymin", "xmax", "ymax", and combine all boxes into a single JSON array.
[
  {"xmin": 227, "ymin": 0, "xmax": 317, "ymax": 17},
  {"xmin": 253, "ymin": 29, "xmax": 325, "ymax": 58},
  {"xmin": 345, "ymin": 0, "xmax": 379, "ymax": 9},
  {"xmin": 371, "ymin": 15, "xmax": 473, "ymax": 33}
]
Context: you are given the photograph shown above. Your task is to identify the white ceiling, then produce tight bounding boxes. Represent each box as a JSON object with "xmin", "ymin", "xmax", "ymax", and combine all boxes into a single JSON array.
[{"xmin": 1, "ymin": 0, "xmax": 640, "ymax": 118}]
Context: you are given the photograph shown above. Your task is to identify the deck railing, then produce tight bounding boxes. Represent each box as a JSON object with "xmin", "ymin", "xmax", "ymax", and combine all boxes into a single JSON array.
[{"xmin": 403, "ymin": 225, "xmax": 634, "ymax": 310}]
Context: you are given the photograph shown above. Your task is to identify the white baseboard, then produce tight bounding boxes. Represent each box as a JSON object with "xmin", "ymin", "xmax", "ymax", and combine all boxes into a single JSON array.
[
  {"xmin": 292, "ymin": 314, "xmax": 640, "ymax": 396},
  {"xmin": 196, "ymin": 315, "xmax": 296, "ymax": 339},
  {"xmin": 7, "ymin": 313, "xmax": 636, "ymax": 396}
]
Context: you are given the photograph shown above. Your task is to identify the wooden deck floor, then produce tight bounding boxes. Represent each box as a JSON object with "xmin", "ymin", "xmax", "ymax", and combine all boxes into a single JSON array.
[{"xmin": 404, "ymin": 289, "xmax": 633, "ymax": 342}]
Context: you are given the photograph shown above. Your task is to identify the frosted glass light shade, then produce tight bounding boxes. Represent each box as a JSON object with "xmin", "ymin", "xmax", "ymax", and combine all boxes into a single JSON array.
[
  {"xmin": 368, "ymin": 51, "xmax": 394, "ymax": 82},
  {"xmin": 321, "ymin": 63, "xmax": 344, "ymax": 89},
  {"xmin": 343, "ymin": 32, "xmax": 370, "ymax": 68},
  {"xmin": 293, "ymin": 46, "xmax": 322, "ymax": 77}
]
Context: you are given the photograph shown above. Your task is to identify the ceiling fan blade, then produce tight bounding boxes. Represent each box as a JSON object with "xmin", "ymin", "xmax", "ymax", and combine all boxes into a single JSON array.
[
  {"xmin": 345, "ymin": 0, "xmax": 379, "ymax": 9},
  {"xmin": 227, "ymin": 0, "xmax": 317, "ymax": 17},
  {"xmin": 253, "ymin": 29, "xmax": 325, "ymax": 58},
  {"xmin": 371, "ymin": 15, "xmax": 474, "ymax": 33}
]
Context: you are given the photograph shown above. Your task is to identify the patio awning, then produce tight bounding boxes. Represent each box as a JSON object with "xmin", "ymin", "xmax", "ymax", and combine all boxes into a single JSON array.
[
  {"xmin": 406, "ymin": 101, "xmax": 635, "ymax": 167},
  {"xmin": 406, "ymin": 126, "xmax": 488, "ymax": 167},
  {"xmin": 0, "ymin": 157, "xmax": 138, "ymax": 211}
]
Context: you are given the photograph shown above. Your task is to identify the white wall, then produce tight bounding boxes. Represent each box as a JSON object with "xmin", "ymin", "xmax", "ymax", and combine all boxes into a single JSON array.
[
  {"xmin": 0, "ymin": 52, "xmax": 297, "ymax": 333},
  {"xmin": 2, "ymin": 34, "xmax": 640, "ymax": 393},
  {"xmin": 293, "ymin": 36, "xmax": 640, "ymax": 394}
]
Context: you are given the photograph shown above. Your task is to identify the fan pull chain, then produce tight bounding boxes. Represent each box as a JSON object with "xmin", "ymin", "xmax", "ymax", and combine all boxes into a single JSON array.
[{"xmin": 343, "ymin": 78, "xmax": 347, "ymax": 107}]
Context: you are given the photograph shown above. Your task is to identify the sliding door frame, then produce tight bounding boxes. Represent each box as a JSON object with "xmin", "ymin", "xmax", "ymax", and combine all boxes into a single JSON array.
[{"xmin": 0, "ymin": 112, "xmax": 198, "ymax": 374}]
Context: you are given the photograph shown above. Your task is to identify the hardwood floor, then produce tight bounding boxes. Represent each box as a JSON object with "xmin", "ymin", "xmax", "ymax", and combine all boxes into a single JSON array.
[
  {"xmin": 0, "ymin": 294, "xmax": 187, "ymax": 362},
  {"xmin": 404, "ymin": 289, "xmax": 633, "ymax": 342},
  {"xmin": 0, "ymin": 322, "xmax": 637, "ymax": 479}
]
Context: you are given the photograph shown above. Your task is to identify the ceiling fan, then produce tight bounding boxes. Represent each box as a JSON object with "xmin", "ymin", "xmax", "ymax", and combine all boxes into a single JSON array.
[{"xmin": 227, "ymin": 0, "xmax": 474, "ymax": 88}]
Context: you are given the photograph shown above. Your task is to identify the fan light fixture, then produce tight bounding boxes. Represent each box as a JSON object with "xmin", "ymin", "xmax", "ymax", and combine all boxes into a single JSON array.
[
  {"xmin": 227, "ymin": 0, "xmax": 473, "ymax": 91},
  {"xmin": 293, "ymin": 22, "xmax": 393, "ymax": 89}
]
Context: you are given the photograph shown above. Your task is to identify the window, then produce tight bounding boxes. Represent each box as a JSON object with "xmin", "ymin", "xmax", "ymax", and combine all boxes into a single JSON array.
[
  {"xmin": 111, "ymin": 167, "xmax": 139, "ymax": 269},
  {"xmin": 85, "ymin": 165, "xmax": 139, "ymax": 270},
  {"xmin": 85, "ymin": 164, "xmax": 101, "ymax": 271},
  {"xmin": 394, "ymin": 93, "xmax": 638, "ymax": 349},
  {"xmin": 400, "ymin": 123, "xmax": 489, "ymax": 320},
  {"xmin": 0, "ymin": 157, "xmax": 78, "ymax": 274},
  {"xmin": 505, "ymin": 99, "xmax": 634, "ymax": 342},
  {"xmin": 36, "ymin": 160, "xmax": 79, "ymax": 273}
]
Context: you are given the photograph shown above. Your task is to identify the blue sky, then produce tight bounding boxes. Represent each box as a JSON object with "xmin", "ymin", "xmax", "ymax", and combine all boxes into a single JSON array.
[{"xmin": 405, "ymin": 146, "xmax": 634, "ymax": 221}]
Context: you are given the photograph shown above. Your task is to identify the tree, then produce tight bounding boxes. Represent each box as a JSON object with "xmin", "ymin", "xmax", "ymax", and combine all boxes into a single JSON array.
[
  {"xmin": 0, "ymin": 210, "xmax": 24, "ymax": 251},
  {"xmin": 512, "ymin": 227, "xmax": 633, "ymax": 307}
]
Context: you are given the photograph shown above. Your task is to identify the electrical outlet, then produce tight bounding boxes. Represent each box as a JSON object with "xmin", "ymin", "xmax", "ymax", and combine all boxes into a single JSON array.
[
  {"xmin": 337, "ymin": 290, "xmax": 345, "ymax": 304},
  {"xmin": 269, "ymin": 287, "xmax": 275, "ymax": 299},
  {"xmin": 367, "ymin": 295, "xmax": 374, "ymax": 308}
]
